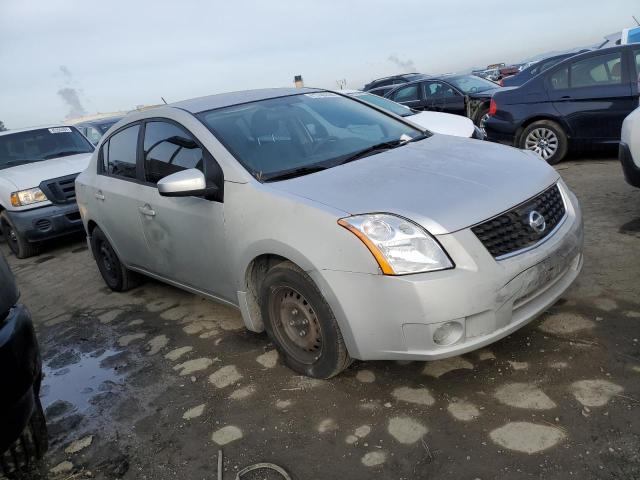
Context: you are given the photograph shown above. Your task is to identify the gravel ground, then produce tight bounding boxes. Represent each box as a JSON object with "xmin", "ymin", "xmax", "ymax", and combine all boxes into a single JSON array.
[{"xmin": 3, "ymin": 157, "xmax": 640, "ymax": 480}]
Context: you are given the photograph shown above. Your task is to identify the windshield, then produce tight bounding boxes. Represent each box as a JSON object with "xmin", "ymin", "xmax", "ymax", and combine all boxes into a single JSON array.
[
  {"xmin": 198, "ymin": 92, "xmax": 424, "ymax": 180},
  {"xmin": 0, "ymin": 127, "xmax": 94, "ymax": 170},
  {"xmin": 348, "ymin": 92, "xmax": 412, "ymax": 117},
  {"xmin": 447, "ymin": 75, "xmax": 498, "ymax": 94}
]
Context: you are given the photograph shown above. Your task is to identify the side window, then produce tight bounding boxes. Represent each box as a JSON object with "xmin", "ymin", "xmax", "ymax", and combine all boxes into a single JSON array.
[
  {"xmin": 104, "ymin": 125, "xmax": 139, "ymax": 179},
  {"xmin": 86, "ymin": 127, "xmax": 102, "ymax": 145},
  {"xmin": 392, "ymin": 84, "xmax": 419, "ymax": 102},
  {"xmin": 570, "ymin": 52, "xmax": 622, "ymax": 88},
  {"xmin": 143, "ymin": 121, "xmax": 203, "ymax": 184},
  {"xmin": 423, "ymin": 82, "xmax": 457, "ymax": 98},
  {"xmin": 634, "ymin": 49, "xmax": 640, "ymax": 80},
  {"xmin": 549, "ymin": 67, "xmax": 569, "ymax": 90}
]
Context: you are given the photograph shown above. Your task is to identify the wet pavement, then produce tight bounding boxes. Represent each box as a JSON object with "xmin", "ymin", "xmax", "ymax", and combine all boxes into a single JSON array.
[{"xmin": 3, "ymin": 157, "xmax": 640, "ymax": 479}]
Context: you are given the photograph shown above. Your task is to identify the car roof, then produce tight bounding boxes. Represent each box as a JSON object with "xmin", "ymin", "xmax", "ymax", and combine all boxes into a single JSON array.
[
  {"xmin": 170, "ymin": 87, "xmax": 323, "ymax": 113},
  {"xmin": 0, "ymin": 125, "xmax": 78, "ymax": 137}
]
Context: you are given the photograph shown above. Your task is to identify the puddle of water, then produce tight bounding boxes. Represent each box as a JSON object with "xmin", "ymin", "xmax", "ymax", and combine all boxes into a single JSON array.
[{"xmin": 42, "ymin": 349, "xmax": 123, "ymax": 411}]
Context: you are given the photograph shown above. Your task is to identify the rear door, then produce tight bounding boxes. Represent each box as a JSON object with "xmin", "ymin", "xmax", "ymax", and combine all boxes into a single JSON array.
[
  {"xmin": 421, "ymin": 81, "xmax": 466, "ymax": 115},
  {"xmin": 94, "ymin": 124, "xmax": 153, "ymax": 269},
  {"xmin": 547, "ymin": 50, "xmax": 634, "ymax": 141},
  {"xmin": 135, "ymin": 120, "xmax": 231, "ymax": 299}
]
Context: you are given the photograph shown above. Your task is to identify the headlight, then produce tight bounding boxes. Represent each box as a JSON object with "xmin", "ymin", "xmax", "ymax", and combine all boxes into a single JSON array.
[
  {"xmin": 338, "ymin": 214, "xmax": 453, "ymax": 275},
  {"xmin": 10, "ymin": 187, "xmax": 48, "ymax": 207}
]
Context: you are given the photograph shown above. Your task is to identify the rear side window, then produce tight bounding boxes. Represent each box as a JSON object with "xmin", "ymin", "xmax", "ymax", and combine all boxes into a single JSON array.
[
  {"xmin": 391, "ymin": 85, "xmax": 419, "ymax": 102},
  {"xmin": 103, "ymin": 125, "xmax": 139, "ymax": 179},
  {"xmin": 570, "ymin": 52, "xmax": 622, "ymax": 88},
  {"xmin": 549, "ymin": 67, "xmax": 569, "ymax": 89},
  {"xmin": 633, "ymin": 49, "xmax": 640, "ymax": 79},
  {"xmin": 143, "ymin": 121, "xmax": 204, "ymax": 184}
]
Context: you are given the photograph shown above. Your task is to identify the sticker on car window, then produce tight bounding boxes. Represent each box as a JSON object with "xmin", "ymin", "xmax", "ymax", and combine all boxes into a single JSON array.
[
  {"xmin": 48, "ymin": 127, "xmax": 72, "ymax": 134},
  {"xmin": 304, "ymin": 92, "xmax": 340, "ymax": 98}
]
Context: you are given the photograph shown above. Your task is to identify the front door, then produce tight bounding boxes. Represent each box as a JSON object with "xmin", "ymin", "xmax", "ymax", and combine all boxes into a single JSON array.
[
  {"xmin": 94, "ymin": 124, "xmax": 153, "ymax": 270},
  {"xmin": 548, "ymin": 50, "xmax": 634, "ymax": 142},
  {"xmin": 135, "ymin": 120, "xmax": 231, "ymax": 301},
  {"xmin": 422, "ymin": 81, "xmax": 467, "ymax": 116}
]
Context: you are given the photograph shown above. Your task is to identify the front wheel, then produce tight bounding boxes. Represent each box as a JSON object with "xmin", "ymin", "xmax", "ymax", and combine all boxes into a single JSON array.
[
  {"xmin": 90, "ymin": 226, "xmax": 140, "ymax": 292},
  {"xmin": 260, "ymin": 262, "xmax": 351, "ymax": 379},
  {"xmin": 0, "ymin": 212, "xmax": 39, "ymax": 259},
  {"xmin": 519, "ymin": 120, "xmax": 568, "ymax": 165}
]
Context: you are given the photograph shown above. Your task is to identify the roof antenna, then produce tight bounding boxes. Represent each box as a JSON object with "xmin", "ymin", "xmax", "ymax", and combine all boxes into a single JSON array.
[{"xmin": 161, "ymin": 96, "xmax": 168, "ymax": 105}]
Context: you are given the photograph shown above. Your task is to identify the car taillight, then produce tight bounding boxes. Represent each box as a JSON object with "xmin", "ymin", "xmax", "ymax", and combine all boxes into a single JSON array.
[{"xmin": 489, "ymin": 98, "xmax": 497, "ymax": 116}]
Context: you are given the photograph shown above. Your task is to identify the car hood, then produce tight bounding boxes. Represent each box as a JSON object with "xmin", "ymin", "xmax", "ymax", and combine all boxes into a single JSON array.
[
  {"xmin": 0, "ymin": 153, "xmax": 92, "ymax": 190},
  {"xmin": 407, "ymin": 111, "xmax": 475, "ymax": 138},
  {"xmin": 269, "ymin": 135, "xmax": 559, "ymax": 235}
]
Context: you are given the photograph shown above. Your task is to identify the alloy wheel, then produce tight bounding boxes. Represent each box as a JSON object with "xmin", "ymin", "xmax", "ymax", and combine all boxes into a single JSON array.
[
  {"xmin": 524, "ymin": 127, "xmax": 559, "ymax": 160},
  {"xmin": 269, "ymin": 286, "xmax": 323, "ymax": 364}
]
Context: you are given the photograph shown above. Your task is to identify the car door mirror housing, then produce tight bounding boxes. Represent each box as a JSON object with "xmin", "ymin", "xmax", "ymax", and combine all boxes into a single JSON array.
[{"xmin": 158, "ymin": 169, "xmax": 212, "ymax": 197}]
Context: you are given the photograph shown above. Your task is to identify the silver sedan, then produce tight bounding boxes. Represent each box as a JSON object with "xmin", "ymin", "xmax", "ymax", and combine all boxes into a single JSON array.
[{"xmin": 76, "ymin": 88, "xmax": 583, "ymax": 378}]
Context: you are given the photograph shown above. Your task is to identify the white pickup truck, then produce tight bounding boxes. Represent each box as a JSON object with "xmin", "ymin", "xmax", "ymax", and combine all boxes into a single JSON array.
[{"xmin": 0, "ymin": 126, "xmax": 94, "ymax": 257}]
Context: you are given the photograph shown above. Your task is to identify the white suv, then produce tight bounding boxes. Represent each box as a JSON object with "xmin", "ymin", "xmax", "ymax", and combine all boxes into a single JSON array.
[{"xmin": 0, "ymin": 126, "xmax": 94, "ymax": 257}]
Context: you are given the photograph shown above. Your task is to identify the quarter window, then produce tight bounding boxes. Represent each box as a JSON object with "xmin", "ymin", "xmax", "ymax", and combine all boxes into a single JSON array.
[
  {"xmin": 103, "ymin": 125, "xmax": 139, "ymax": 179},
  {"xmin": 570, "ymin": 53, "xmax": 622, "ymax": 88},
  {"xmin": 392, "ymin": 85, "xmax": 419, "ymax": 102},
  {"xmin": 549, "ymin": 67, "xmax": 569, "ymax": 90},
  {"xmin": 143, "ymin": 121, "xmax": 204, "ymax": 184}
]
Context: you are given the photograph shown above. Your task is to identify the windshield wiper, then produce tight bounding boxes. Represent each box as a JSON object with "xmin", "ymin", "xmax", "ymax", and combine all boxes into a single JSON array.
[
  {"xmin": 335, "ymin": 136, "xmax": 421, "ymax": 166},
  {"xmin": 261, "ymin": 164, "xmax": 330, "ymax": 182},
  {"xmin": 43, "ymin": 150, "xmax": 88, "ymax": 159}
]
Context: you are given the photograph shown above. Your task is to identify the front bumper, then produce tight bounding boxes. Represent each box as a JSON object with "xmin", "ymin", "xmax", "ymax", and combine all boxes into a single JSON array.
[
  {"xmin": 4, "ymin": 202, "xmax": 83, "ymax": 243},
  {"xmin": 619, "ymin": 142, "xmax": 640, "ymax": 188},
  {"xmin": 0, "ymin": 304, "xmax": 42, "ymax": 454},
  {"xmin": 313, "ymin": 187, "xmax": 584, "ymax": 361}
]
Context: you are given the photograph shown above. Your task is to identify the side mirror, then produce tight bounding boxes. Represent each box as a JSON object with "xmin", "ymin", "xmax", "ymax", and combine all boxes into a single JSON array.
[{"xmin": 158, "ymin": 169, "xmax": 215, "ymax": 198}]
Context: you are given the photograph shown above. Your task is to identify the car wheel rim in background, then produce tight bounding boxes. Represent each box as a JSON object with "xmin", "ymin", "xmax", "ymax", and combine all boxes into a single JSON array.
[{"xmin": 525, "ymin": 128, "xmax": 558, "ymax": 160}]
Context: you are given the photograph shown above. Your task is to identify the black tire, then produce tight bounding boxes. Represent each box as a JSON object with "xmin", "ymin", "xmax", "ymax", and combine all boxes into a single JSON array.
[
  {"xmin": 519, "ymin": 120, "xmax": 568, "ymax": 165},
  {"xmin": 0, "ymin": 212, "xmax": 40, "ymax": 259},
  {"xmin": 91, "ymin": 226, "xmax": 140, "ymax": 292},
  {"xmin": 259, "ymin": 262, "xmax": 350, "ymax": 379},
  {"xmin": 0, "ymin": 396, "xmax": 48, "ymax": 478}
]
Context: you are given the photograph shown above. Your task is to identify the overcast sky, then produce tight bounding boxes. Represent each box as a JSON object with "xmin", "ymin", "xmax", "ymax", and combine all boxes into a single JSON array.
[{"xmin": 0, "ymin": 0, "xmax": 636, "ymax": 129}]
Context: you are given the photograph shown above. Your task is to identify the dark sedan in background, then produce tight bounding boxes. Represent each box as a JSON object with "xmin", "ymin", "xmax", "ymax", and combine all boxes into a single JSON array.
[
  {"xmin": 0, "ymin": 253, "xmax": 47, "ymax": 476},
  {"xmin": 384, "ymin": 74, "xmax": 503, "ymax": 128},
  {"xmin": 485, "ymin": 45, "xmax": 639, "ymax": 164}
]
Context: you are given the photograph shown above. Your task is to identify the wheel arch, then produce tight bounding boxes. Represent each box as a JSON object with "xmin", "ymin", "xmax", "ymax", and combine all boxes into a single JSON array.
[{"xmin": 515, "ymin": 115, "xmax": 571, "ymax": 146}]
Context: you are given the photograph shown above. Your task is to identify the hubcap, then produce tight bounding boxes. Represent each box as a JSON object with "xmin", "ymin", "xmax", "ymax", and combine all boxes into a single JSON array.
[
  {"xmin": 270, "ymin": 287, "xmax": 322, "ymax": 364},
  {"xmin": 525, "ymin": 128, "xmax": 558, "ymax": 161}
]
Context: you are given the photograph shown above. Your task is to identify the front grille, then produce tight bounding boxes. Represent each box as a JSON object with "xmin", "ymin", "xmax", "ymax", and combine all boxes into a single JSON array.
[
  {"xmin": 39, "ymin": 173, "xmax": 78, "ymax": 205},
  {"xmin": 472, "ymin": 184, "xmax": 566, "ymax": 258}
]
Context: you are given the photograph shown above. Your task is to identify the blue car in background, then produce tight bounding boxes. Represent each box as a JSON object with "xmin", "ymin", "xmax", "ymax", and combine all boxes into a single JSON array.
[{"xmin": 485, "ymin": 45, "xmax": 640, "ymax": 164}]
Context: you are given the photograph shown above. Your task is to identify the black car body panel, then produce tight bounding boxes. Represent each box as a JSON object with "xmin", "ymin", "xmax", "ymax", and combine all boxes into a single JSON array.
[
  {"xmin": 485, "ymin": 45, "xmax": 639, "ymax": 149},
  {"xmin": 0, "ymin": 253, "xmax": 44, "ymax": 457}
]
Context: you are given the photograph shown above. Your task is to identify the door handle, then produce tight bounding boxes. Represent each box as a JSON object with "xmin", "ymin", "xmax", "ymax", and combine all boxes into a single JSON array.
[
  {"xmin": 95, "ymin": 191, "xmax": 105, "ymax": 201},
  {"xmin": 138, "ymin": 205, "xmax": 156, "ymax": 217}
]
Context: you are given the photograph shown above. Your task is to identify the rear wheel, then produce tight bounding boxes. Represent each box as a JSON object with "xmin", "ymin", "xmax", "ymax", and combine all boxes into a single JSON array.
[
  {"xmin": 475, "ymin": 105, "xmax": 490, "ymax": 134},
  {"xmin": 91, "ymin": 227, "xmax": 140, "ymax": 291},
  {"xmin": 519, "ymin": 120, "xmax": 568, "ymax": 165},
  {"xmin": 0, "ymin": 212, "xmax": 39, "ymax": 259},
  {"xmin": 260, "ymin": 262, "xmax": 350, "ymax": 379}
]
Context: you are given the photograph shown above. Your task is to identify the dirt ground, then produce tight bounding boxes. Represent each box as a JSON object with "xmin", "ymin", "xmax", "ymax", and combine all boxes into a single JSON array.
[{"xmin": 4, "ymin": 157, "xmax": 640, "ymax": 480}]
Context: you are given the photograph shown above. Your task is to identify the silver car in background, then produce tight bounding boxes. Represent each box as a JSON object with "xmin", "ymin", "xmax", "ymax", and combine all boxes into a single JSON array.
[{"xmin": 76, "ymin": 88, "xmax": 583, "ymax": 378}]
